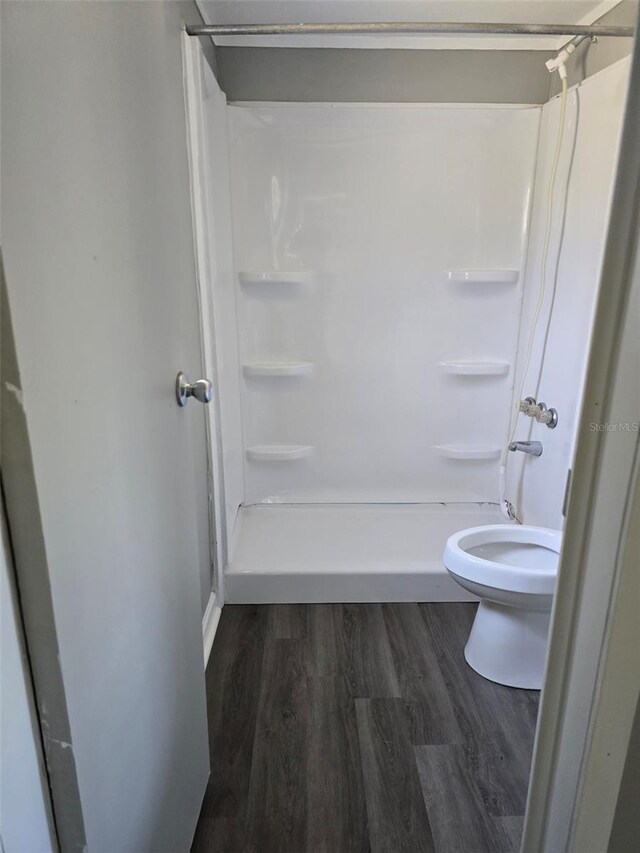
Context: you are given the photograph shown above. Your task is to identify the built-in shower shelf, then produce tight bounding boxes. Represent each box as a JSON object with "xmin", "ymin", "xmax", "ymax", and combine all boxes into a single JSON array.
[
  {"xmin": 446, "ymin": 269, "xmax": 519, "ymax": 285},
  {"xmin": 439, "ymin": 361, "xmax": 510, "ymax": 376},
  {"xmin": 243, "ymin": 361, "xmax": 315, "ymax": 378},
  {"xmin": 238, "ymin": 271, "xmax": 318, "ymax": 287},
  {"xmin": 247, "ymin": 445, "xmax": 315, "ymax": 462},
  {"xmin": 435, "ymin": 444, "xmax": 502, "ymax": 461}
]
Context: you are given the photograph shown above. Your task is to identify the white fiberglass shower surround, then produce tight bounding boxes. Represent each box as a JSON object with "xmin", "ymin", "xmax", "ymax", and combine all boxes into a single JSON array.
[{"xmin": 184, "ymin": 36, "xmax": 630, "ymax": 604}]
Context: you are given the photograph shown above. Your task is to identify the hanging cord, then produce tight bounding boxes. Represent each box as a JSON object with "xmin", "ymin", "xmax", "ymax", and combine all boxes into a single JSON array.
[{"xmin": 499, "ymin": 69, "xmax": 569, "ymax": 522}]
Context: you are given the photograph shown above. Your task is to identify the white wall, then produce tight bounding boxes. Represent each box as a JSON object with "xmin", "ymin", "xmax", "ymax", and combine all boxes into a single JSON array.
[
  {"xmin": 216, "ymin": 48, "xmax": 553, "ymax": 103},
  {"xmin": 509, "ymin": 58, "xmax": 631, "ymax": 528},
  {"xmin": 228, "ymin": 103, "xmax": 539, "ymax": 504}
]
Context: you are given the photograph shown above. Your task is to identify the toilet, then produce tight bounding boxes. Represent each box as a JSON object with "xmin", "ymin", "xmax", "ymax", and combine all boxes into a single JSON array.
[{"xmin": 443, "ymin": 524, "xmax": 561, "ymax": 689}]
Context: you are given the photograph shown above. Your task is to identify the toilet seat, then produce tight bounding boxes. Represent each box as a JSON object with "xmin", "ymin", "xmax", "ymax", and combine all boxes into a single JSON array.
[{"xmin": 444, "ymin": 524, "xmax": 561, "ymax": 595}]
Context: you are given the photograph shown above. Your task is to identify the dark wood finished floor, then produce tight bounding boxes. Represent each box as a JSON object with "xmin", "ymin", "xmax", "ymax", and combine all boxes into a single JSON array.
[{"xmin": 191, "ymin": 603, "xmax": 539, "ymax": 853}]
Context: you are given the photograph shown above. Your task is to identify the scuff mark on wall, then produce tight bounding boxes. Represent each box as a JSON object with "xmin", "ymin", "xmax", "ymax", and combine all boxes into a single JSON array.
[{"xmin": 4, "ymin": 380, "xmax": 24, "ymax": 407}]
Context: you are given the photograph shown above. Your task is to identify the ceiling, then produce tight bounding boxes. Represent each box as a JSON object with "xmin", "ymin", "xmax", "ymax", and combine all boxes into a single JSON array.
[{"xmin": 196, "ymin": 0, "xmax": 623, "ymax": 50}]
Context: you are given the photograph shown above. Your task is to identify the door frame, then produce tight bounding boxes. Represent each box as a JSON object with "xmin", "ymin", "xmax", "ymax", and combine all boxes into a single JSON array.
[
  {"xmin": 0, "ymin": 494, "xmax": 57, "ymax": 852},
  {"xmin": 182, "ymin": 30, "xmax": 226, "ymax": 662},
  {"xmin": 181, "ymin": 22, "xmax": 640, "ymax": 848},
  {"xmin": 522, "ymin": 14, "xmax": 640, "ymax": 852}
]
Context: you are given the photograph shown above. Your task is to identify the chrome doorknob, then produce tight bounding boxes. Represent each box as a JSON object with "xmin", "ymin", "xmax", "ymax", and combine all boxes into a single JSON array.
[{"xmin": 175, "ymin": 371, "xmax": 213, "ymax": 407}]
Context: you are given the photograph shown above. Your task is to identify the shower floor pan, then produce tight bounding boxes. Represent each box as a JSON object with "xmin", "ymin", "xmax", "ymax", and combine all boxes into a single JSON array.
[{"xmin": 225, "ymin": 502, "xmax": 505, "ymax": 604}]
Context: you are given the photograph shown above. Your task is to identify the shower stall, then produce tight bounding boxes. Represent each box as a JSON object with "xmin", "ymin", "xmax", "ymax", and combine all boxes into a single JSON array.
[{"xmin": 184, "ymin": 31, "xmax": 631, "ymax": 604}]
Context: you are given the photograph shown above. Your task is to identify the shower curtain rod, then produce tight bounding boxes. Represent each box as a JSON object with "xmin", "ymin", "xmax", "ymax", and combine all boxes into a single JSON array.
[{"xmin": 185, "ymin": 22, "xmax": 635, "ymax": 38}]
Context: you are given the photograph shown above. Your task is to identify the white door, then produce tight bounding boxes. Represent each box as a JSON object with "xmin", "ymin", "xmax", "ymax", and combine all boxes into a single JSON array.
[{"xmin": 1, "ymin": 3, "xmax": 212, "ymax": 850}]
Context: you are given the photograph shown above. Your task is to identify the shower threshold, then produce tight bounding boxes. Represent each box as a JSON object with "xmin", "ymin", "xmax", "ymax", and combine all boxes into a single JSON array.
[{"xmin": 225, "ymin": 502, "xmax": 505, "ymax": 604}]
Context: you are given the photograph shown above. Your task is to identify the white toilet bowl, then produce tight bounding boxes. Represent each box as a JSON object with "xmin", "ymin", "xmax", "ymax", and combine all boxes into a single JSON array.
[{"xmin": 443, "ymin": 524, "xmax": 561, "ymax": 689}]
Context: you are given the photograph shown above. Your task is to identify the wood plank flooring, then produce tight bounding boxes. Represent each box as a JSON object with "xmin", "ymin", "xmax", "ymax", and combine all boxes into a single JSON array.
[{"xmin": 191, "ymin": 603, "xmax": 539, "ymax": 853}]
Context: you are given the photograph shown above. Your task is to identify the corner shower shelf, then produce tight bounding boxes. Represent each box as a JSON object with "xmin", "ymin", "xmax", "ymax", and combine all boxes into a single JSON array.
[
  {"xmin": 246, "ymin": 445, "xmax": 315, "ymax": 462},
  {"xmin": 439, "ymin": 361, "xmax": 510, "ymax": 376},
  {"xmin": 446, "ymin": 269, "xmax": 519, "ymax": 285},
  {"xmin": 238, "ymin": 271, "xmax": 318, "ymax": 287},
  {"xmin": 242, "ymin": 361, "xmax": 315, "ymax": 378},
  {"xmin": 435, "ymin": 444, "xmax": 502, "ymax": 461}
]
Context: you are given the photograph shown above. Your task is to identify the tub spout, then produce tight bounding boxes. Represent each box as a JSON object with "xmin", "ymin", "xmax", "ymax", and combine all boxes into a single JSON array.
[{"xmin": 509, "ymin": 440, "xmax": 543, "ymax": 457}]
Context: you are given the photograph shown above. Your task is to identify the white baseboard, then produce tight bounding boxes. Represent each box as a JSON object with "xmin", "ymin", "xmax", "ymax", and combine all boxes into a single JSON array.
[{"xmin": 202, "ymin": 591, "xmax": 222, "ymax": 668}]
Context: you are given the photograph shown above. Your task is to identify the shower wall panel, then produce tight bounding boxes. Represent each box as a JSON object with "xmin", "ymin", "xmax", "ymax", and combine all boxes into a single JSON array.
[
  {"xmin": 228, "ymin": 103, "xmax": 540, "ymax": 504},
  {"xmin": 510, "ymin": 58, "xmax": 631, "ymax": 529}
]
